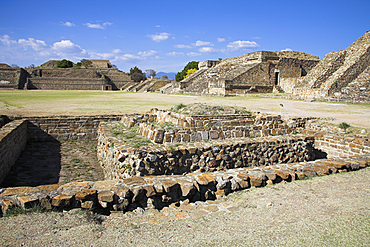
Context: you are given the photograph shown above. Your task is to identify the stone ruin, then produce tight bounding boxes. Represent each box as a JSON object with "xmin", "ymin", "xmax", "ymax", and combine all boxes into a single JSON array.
[
  {"xmin": 0, "ymin": 59, "xmax": 173, "ymax": 92},
  {"xmin": 170, "ymin": 51, "xmax": 320, "ymax": 96},
  {"xmin": 164, "ymin": 31, "xmax": 370, "ymax": 103},
  {"xmin": 293, "ymin": 30, "xmax": 370, "ymax": 102},
  {"xmin": 0, "ymin": 103, "xmax": 369, "ymax": 216},
  {"xmin": 1, "ymin": 31, "xmax": 369, "ymax": 102}
]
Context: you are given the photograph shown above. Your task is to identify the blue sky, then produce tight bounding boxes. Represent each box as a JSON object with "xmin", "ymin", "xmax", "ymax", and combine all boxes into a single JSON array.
[{"xmin": 0, "ymin": 0, "xmax": 369, "ymax": 73}]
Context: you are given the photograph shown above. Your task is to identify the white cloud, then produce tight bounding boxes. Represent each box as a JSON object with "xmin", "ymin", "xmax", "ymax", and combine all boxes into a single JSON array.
[
  {"xmin": 0, "ymin": 34, "xmax": 17, "ymax": 45},
  {"xmin": 84, "ymin": 22, "xmax": 112, "ymax": 29},
  {"xmin": 166, "ymin": 52, "xmax": 184, "ymax": 57},
  {"xmin": 187, "ymin": 52, "xmax": 202, "ymax": 57},
  {"xmin": 155, "ymin": 25, "xmax": 160, "ymax": 28},
  {"xmin": 18, "ymin": 38, "xmax": 47, "ymax": 51},
  {"xmin": 174, "ymin": 44, "xmax": 192, "ymax": 49},
  {"xmin": 226, "ymin": 40, "xmax": 259, "ymax": 51},
  {"xmin": 252, "ymin": 36, "xmax": 261, "ymax": 39},
  {"xmin": 199, "ymin": 47, "xmax": 219, "ymax": 54},
  {"xmin": 84, "ymin": 23, "xmax": 104, "ymax": 29},
  {"xmin": 147, "ymin": 32, "xmax": 171, "ymax": 42},
  {"xmin": 62, "ymin": 21, "xmax": 75, "ymax": 27},
  {"xmin": 90, "ymin": 52, "xmax": 115, "ymax": 60},
  {"xmin": 281, "ymin": 48, "xmax": 293, "ymax": 51},
  {"xmin": 51, "ymin": 40, "xmax": 85, "ymax": 55},
  {"xmin": 194, "ymin": 40, "xmax": 213, "ymax": 46},
  {"xmin": 218, "ymin": 37, "xmax": 225, "ymax": 42},
  {"xmin": 115, "ymin": 54, "xmax": 140, "ymax": 62},
  {"xmin": 138, "ymin": 50, "xmax": 158, "ymax": 57},
  {"xmin": 112, "ymin": 49, "xmax": 122, "ymax": 53}
]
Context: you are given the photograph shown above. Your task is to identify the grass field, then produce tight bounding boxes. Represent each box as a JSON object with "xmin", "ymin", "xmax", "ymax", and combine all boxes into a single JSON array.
[{"xmin": 1, "ymin": 90, "xmax": 370, "ymax": 129}]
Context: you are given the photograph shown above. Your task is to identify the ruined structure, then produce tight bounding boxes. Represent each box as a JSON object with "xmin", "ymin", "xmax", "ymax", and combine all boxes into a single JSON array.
[
  {"xmin": 0, "ymin": 59, "xmax": 173, "ymax": 91},
  {"xmin": 174, "ymin": 51, "xmax": 320, "ymax": 96},
  {"xmin": 0, "ymin": 104, "xmax": 369, "ymax": 216},
  {"xmin": 293, "ymin": 31, "xmax": 370, "ymax": 102},
  {"xmin": 27, "ymin": 59, "xmax": 132, "ymax": 90},
  {"xmin": 0, "ymin": 64, "xmax": 27, "ymax": 90}
]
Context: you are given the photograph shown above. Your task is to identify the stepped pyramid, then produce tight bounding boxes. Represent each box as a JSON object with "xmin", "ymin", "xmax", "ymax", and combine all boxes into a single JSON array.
[{"xmin": 293, "ymin": 31, "xmax": 370, "ymax": 102}]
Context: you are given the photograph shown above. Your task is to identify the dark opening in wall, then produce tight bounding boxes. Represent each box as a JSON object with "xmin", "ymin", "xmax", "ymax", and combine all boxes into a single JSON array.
[{"xmin": 274, "ymin": 72, "xmax": 279, "ymax": 85}]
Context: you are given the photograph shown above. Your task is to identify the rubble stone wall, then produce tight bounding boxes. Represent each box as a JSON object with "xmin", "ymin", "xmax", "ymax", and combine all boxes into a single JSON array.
[
  {"xmin": 1, "ymin": 115, "xmax": 370, "ymax": 216},
  {"xmin": 97, "ymin": 123, "xmax": 316, "ymax": 179},
  {"xmin": 0, "ymin": 120, "xmax": 27, "ymax": 184}
]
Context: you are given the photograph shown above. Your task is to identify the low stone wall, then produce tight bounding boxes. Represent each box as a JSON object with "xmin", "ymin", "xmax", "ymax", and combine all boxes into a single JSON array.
[
  {"xmin": 97, "ymin": 121, "xmax": 316, "ymax": 179},
  {"xmin": 121, "ymin": 109, "xmax": 305, "ymax": 145},
  {"xmin": 303, "ymin": 131, "xmax": 370, "ymax": 158},
  {"xmin": 0, "ymin": 120, "xmax": 28, "ymax": 184},
  {"xmin": 19, "ymin": 116, "xmax": 122, "ymax": 141},
  {"xmin": 1, "ymin": 155, "xmax": 369, "ymax": 216}
]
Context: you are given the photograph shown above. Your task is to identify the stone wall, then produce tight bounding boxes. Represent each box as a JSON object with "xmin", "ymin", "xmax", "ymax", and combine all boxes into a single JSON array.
[
  {"xmin": 302, "ymin": 131, "xmax": 370, "ymax": 158},
  {"xmin": 0, "ymin": 120, "xmax": 27, "ymax": 184},
  {"xmin": 26, "ymin": 78, "xmax": 111, "ymax": 90},
  {"xmin": 16, "ymin": 116, "xmax": 122, "ymax": 141},
  {"xmin": 1, "ymin": 114, "xmax": 370, "ymax": 216},
  {"xmin": 1, "ymin": 151, "xmax": 368, "ymax": 216},
  {"xmin": 97, "ymin": 124, "xmax": 316, "ymax": 179},
  {"xmin": 0, "ymin": 67, "xmax": 27, "ymax": 89}
]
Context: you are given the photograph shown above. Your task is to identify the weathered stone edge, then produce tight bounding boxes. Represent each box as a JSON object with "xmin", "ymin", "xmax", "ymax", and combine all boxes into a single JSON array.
[{"xmin": 0, "ymin": 155, "xmax": 369, "ymax": 216}]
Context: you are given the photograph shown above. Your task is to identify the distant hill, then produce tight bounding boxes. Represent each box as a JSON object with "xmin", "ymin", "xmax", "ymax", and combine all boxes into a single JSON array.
[{"xmin": 154, "ymin": 72, "xmax": 176, "ymax": 80}]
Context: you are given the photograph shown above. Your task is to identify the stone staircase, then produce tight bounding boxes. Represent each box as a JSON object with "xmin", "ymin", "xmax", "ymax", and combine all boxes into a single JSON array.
[
  {"xmin": 294, "ymin": 30, "xmax": 370, "ymax": 101},
  {"xmin": 99, "ymin": 69, "xmax": 133, "ymax": 90}
]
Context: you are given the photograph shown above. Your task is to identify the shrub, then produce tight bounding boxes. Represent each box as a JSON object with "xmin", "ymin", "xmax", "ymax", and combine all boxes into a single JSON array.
[
  {"xmin": 57, "ymin": 59, "xmax": 74, "ymax": 68},
  {"xmin": 339, "ymin": 122, "xmax": 350, "ymax": 132},
  {"xmin": 131, "ymin": 73, "xmax": 146, "ymax": 82}
]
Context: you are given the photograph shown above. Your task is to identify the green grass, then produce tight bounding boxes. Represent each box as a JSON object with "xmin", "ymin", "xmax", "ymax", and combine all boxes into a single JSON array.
[{"xmin": 0, "ymin": 99, "xmax": 25, "ymax": 108}]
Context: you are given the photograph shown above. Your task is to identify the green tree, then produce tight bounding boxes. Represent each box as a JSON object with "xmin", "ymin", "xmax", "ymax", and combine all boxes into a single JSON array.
[
  {"xmin": 130, "ymin": 66, "xmax": 143, "ymax": 75},
  {"xmin": 175, "ymin": 61, "xmax": 199, "ymax": 82},
  {"xmin": 161, "ymin": 75, "xmax": 168, "ymax": 79},
  {"xmin": 57, "ymin": 59, "xmax": 74, "ymax": 68},
  {"xmin": 130, "ymin": 66, "xmax": 146, "ymax": 82}
]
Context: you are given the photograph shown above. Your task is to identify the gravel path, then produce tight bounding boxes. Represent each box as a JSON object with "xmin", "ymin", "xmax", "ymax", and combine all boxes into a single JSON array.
[{"xmin": 1, "ymin": 167, "xmax": 369, "ymax": 246}]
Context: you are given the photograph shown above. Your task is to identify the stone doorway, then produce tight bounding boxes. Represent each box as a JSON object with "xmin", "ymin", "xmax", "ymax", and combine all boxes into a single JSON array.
[{"xmin": 274, "ymin": 71, "xmax": 279, "ymax": 86}]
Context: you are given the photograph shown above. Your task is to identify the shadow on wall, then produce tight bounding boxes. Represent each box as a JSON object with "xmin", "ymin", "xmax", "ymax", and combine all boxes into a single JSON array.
[
  {"xmin": 0, "ymin": 122, "xmax": 62, "ymax": 187},
  {"xmin": 0, "ymin": 140, "xmax": 61, "ymax": 187}
]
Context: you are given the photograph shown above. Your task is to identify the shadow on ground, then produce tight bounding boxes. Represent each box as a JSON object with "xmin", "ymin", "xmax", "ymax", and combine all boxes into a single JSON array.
[{"xmin": 0, "ymin": 140, "xmax": 104, "ymax": 187}]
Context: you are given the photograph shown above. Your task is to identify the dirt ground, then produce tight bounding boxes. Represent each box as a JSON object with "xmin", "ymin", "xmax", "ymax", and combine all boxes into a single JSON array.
[
  {"xmin": 1, "ymin": 91, "xmax": 370, "ymax": 128},
  {"xmin": 0, "ymin": 140, "xmax": 104, "ymax": 187}
]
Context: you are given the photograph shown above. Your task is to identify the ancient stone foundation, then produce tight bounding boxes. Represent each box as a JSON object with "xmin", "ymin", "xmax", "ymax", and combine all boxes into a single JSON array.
[{"xmin": 0, "ymin": 108, "xmax": 369, "ymax": 216}]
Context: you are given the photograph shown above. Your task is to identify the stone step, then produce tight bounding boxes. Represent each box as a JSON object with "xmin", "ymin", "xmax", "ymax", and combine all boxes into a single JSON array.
[{"xmin": 1, "ymin": 155, "xmax": 368, "ymax": 216}]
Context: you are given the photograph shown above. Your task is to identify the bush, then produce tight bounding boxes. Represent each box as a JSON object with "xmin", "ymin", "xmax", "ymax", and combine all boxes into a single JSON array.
[
  {"xmin": 131, "ymin": 73, "xmax": 146, "ymax": 82},
  {"xmin": 57, "ymin": 59, "xmax": 74, "ymax": 68},
  {"xmin": 339, "ymin": 122, "xmax": 350, "ymax": 132},
  {"xmin": 176, "ymin": 61, "xmax": 199, "ymax": 82}
]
